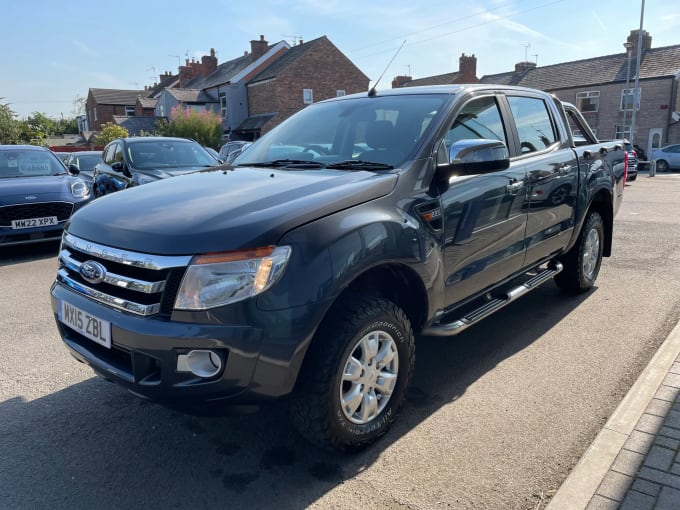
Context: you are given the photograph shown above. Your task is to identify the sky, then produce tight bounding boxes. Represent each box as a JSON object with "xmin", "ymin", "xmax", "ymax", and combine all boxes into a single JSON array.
[{"xmin": 1, "ymin": 0, "xmax": 678, "ymax": 119}]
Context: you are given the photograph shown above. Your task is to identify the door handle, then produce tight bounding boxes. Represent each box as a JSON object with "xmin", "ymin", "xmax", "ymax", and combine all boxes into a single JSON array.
[{"xmin": 506, "ymin": 180, "xmax": 524, "ymax": 194}]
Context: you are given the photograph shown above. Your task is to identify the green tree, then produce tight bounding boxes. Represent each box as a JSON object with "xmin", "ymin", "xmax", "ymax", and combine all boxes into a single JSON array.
[
  {"xmin": 164, "ymin": 106, "xmax": 222, "ymax": 149},
  {"xmin": 94, "ymin": 122, "xmax": 129, "ymax": 146},
  {"xmin": 0, "ymin": 100, "xmax": 21, "ymax": 144}
]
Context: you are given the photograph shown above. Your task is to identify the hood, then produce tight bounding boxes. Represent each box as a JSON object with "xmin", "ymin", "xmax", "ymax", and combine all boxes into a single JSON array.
[
  {"xmin": 67, "ymin": 166, "xmax": 398, "ymax": 255},
  {"xmin": 140, "ymin": 166, "xmax": 212, "ymax": 179},
  {"xmin": 0, "ymin": 175, "xmax": 80, "ymax": 204}
]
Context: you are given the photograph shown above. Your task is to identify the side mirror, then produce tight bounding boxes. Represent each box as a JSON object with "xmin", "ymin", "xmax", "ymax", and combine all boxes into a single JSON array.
[
  {"xmin": 111, "ymin": 161, "xmax": 132, "ymax": 177},
  {"xmin": 446, "ymin": 139, "xmax": 510, "ymax": 174},
  {"xmin": 68, "ymin": 164, "xmax": 80, "ymax": 175}
]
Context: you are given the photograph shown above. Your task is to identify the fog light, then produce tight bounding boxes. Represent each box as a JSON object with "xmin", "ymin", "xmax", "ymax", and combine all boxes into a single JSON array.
[{"xmin": 177, "ymin": 350, "xmax": 222, "ymax": 378}]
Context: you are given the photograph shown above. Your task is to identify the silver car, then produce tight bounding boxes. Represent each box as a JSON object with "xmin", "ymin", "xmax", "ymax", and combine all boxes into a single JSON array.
[{"xmin": 651, "ymin": 144, "xmax": 680, "ymax": 172}]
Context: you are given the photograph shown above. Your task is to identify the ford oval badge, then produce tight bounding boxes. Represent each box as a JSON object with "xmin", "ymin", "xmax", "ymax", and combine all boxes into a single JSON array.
[{"xmin": 80, "ymin": 260, "xmax": 107, "ymax": 284}]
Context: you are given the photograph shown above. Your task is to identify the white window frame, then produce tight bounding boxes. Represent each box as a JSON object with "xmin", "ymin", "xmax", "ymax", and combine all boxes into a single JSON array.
[
  {"xmin": 336, "ymin": 90, "xmax": 346, "ymax": 97},
  {"xmin": 576, "ymin": 91, "xmax": 600, "ymax": 113},
  {"xmin": 219, "ymin": 92, "xmax": 228, "ymax": 121},
  {"xmin": 615, "ymin": 124, "xmax": 631, "ymax": 139},
  {"xmin": 620, "ymin": 88, "xmax": 641, "ymax": 111},
  {"xmin": 125, "ymin": 105, "xmax": 135, "ymax": 117},
  {"xmin": 303, "ymin": 88, "xmax": 313, "ymax": 104}
]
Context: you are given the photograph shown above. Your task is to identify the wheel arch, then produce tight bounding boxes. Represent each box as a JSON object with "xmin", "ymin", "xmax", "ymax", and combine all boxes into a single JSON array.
[{"xmin": 587, "ymin": 189, "xmax": 614, "ymax": 257}]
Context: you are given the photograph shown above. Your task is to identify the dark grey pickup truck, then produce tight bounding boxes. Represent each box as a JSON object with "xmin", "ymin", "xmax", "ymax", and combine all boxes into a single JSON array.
[{"xmin": 51, "ymin": 84, "xmax": 625, "ymax": 451}]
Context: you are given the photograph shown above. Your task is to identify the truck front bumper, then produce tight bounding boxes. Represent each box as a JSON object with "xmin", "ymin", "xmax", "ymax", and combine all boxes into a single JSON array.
[{"xmin": 50, "ymin": 282, "xmax": 311, "ymax": 411}]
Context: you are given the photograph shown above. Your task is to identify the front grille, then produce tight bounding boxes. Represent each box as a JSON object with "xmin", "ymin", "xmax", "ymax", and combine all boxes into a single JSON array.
[
  {"xmin": 0, "ymin": 202, "xmax": 74, "ymax": 227},
  {"xmin": 57, "ymin": 232, "xmax": 192, "ymax": 317}
]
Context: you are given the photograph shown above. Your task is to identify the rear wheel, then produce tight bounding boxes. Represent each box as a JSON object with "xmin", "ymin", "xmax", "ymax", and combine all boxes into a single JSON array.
[
  {"xmin": 291, "ymin": 296, "xmax": 415, "ymax": 451},
  {"xmin": 555, "ymin": 211, "xmax": 604, "ymax": 293},
  {"xmin": 656, "ymin": 160, "xmax": 669, "ymax": 172}
]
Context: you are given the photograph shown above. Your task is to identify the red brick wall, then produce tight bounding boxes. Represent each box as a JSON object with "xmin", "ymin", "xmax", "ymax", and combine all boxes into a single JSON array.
[{"xmin": 248, "ymin": 37, "xmax": 369, "ymax": 134}]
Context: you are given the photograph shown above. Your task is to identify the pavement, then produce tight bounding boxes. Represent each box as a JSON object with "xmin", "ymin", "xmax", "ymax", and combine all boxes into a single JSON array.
[{"xmin": 547, "ymin": 316, "xmax": 680, "ymax": 509}]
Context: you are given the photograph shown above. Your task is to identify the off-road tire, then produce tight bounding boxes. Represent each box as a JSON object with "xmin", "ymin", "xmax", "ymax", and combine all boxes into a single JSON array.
[
  {"xmin": 554, "ymin": 211, "xmax": 604, "ymax": 293},
  {"xmin": 291, "ymin": 296, "xmax": 415, "ymax": 452}
]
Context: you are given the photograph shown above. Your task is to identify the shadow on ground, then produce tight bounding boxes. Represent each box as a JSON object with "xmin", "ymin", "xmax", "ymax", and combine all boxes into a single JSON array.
[{"xmin": 0, "ymin": 284, "xmax": 591, "ymax": 510}]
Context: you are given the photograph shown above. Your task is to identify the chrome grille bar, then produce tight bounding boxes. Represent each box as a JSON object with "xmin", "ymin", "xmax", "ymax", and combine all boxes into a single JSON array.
[
  {"xmin": 59, "ymin": 249, "xmax": 167, "ymax": 294},
  {"xmin": 57, "ymin": 269, "xmax": 161, "ymax": 316},
  {"xmin": 62, "ymin": 232, "xmax": 192, "ymax": 270}
]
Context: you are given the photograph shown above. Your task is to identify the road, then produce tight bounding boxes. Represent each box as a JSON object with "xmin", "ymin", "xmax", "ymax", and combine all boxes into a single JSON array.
[{"xmin": 1, "ymin": 172, "xmax": 679, "ymax": 509}]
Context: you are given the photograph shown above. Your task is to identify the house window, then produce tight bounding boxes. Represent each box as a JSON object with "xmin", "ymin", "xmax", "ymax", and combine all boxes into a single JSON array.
[
  {"xmin": 219, "ymin": 92, "xmax": 228, "ymax": 121},
  {"xmin": 159, "ymin": 104, "xmax": 165, "ymax": 117},
  {"xmin": 576, "ymin": 91, "xmax": 600, "ymax": 113},
  {"xmin": 303, "ymin": 89, "xmax": 314, "ymax": 104},
  {"xmin": 615, "ymin": 125, "xmax": 631, "ymax": 138},
  {"xmin": 336, "ymin": 90, "xmax": 346, "ymax": 97},
  {"xmin": 93, "ymin": 108, "xmax": 97, "ymax": 121},
  {"xmin": 125, "ymin": 106, "xmax": 135, "ymax": 117},
  {"xmin": 620, "ymin": 88, "xmax": 641, "ymax": 111}
]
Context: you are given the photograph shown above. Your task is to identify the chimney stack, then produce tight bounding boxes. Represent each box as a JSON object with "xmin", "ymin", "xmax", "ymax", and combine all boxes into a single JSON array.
[
  {"xmin": 459, "ymin": 53, "xmax": 478, "ymax": 82},
  {"xmin": 514, "ymin": 61, "xmax": 537, "ymax": 73},
  {"xmin": 250, "ymin": 35, "xmax": 269, "ymax": 61},
  {"xmin": 391, "ymin": 75, "xmax": 413, "ymax": 88},
  {"xmin": 626, "ymin": 29, "xmax": 652, "ymax": 55}
]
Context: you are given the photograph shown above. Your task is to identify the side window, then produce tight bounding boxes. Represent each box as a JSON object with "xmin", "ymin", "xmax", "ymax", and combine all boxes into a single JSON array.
[
  {"xmin": 446, "ymin": 96, "xmax": 507, "ymax": 146},
  {"xmin": 112, "ymin": 143, "xmax": 124, "ymax": 164},
  {"xmin": 507, "ymin": 96, "xmax": 557, "ymax": 153}
]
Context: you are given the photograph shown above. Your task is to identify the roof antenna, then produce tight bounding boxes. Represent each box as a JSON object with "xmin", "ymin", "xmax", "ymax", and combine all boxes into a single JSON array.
[{"xmin": 368, "ymin": 40, "xmax": 406, "ymax": 97}]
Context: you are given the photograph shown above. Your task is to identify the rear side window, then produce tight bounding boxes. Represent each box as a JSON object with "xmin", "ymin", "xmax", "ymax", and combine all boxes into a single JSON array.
[{"xmin": 507, "ymin": 96, "xmax": 557, "ymax": 153}]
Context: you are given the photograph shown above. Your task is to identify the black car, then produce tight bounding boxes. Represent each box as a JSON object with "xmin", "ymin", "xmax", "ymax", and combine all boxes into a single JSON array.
[
  {"xmin": 92, "ymin": 137, "xmax": 221, "ymax": 197},
  {"xmin": 64, "ymin": 151, "xmax": 103, "ymax": 184},
  {"xmin": 0, "ymin": 145, "xmax": 91, "ymax": 247}
]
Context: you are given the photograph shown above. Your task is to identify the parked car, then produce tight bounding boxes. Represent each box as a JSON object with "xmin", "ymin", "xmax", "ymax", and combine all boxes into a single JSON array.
[
  {"xmin": 225, "ymin": 142, "xmax": 252, "ymax": 164},
  {"xmin": 204, "ymin": 147, "xmax": 224, "ymax": 164},
  {"xmin": 219, "ymin": 140, "xmax": 250, "ymax": 160},
  {"xmin": 51, "ymin": 84, "xmax": 623, "ymax": 451},
  {"xmin": 622, "ymin": 140, "xmax": 638, "ymax": 181},
  {"xmin": 92, "ymin": 137, "xmax": 221, "ymax": 197},
  {"xmin": 1, "ymin": 145, "xmax": 91, "ymax": 247},
  {"xmin": 64, "ymin": 151, "xmax": 103, "ymax": 184},
  {"xmin": 52, "ymin": 151, "xmax": 70, "ymax": 163},
  {"xmin": 650, "ymin": 144, "xmax": 680, "ymax": 172}
]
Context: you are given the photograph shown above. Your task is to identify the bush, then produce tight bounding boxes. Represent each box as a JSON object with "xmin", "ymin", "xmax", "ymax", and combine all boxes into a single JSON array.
[
  {"xmin": 95, "ymin": 123, "xmax": 129, "ymax": 146},
  {"xmin": 164, "ymin": 106, "xmax": 222, "ymax": 149}
]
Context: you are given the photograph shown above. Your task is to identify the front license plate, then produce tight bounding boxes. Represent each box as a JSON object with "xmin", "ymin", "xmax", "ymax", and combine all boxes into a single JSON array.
[
  {"xmin": 11, "ymin": 216, "xmax": 58, "ymax": 229},
  {"xmin": 60, "ymin": 300, "xmax": 111, "ymax": 348}
]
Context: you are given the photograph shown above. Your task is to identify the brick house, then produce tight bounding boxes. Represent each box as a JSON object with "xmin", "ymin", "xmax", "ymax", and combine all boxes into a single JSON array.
[
  {"xmin": 243, "ymin": 36, "xmax": 370, "ymax": 138},
  {"xmin": 479, "ymin": 30, "xmax": 680, "ymax": 158},
  {"xmin": 85, "ymin": 88, "xmax": 145, "ymax": 131},
  {"xmin": 180, "ymin": 36, "xmax": 290, "ymax": 138}
]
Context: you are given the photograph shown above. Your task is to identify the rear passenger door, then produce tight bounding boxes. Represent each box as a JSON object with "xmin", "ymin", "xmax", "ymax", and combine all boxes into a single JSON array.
[
  {"xmin": 440, "ymin": 94, "xmax": 528, "ymax": 303},
  {"xmin": 505, "ymin": 94, "xmax": 577, "ymax": 268}
]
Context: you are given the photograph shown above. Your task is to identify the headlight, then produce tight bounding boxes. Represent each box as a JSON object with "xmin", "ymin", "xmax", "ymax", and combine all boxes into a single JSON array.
[
  {"xmin": 70, "ymin": 179, "xmax": 90, "ymax": 198},
  {"xmin": 175, "ymin": 245, "xmax": 292, "ymax": 310}
]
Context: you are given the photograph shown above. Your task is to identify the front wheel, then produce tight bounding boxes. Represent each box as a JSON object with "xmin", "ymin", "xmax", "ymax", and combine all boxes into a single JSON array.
[
  {"xmin": 554, "ymin": 211, "xmax": 604, "ymax": 293},
  {"xmin": 291, "ymin": 296, "xmax": 415, "ymax": 451},
  {"xmin": 656, "ymin": 160, "xmax": 669, "ymax": 172}
]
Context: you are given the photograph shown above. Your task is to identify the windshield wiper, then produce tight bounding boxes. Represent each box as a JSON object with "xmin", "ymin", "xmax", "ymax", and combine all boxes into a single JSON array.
[
  {"xmin": 240, "ymin": 159, "xmax": 325, "ymax": 169},
  {"xmin": 325, "ymin": 160, "xmax": 393, "ymax": 170}
]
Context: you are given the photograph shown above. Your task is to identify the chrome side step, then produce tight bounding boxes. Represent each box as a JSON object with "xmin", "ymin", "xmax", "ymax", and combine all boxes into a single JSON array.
[{"xmin": 422, "ymin": 262, "xmax": 563, "ymax": 337}]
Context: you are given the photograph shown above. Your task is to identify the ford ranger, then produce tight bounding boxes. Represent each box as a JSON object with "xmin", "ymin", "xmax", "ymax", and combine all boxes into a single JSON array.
[{"xmin": 51, "ymin": 84, "xmax": 625, "ymax": 451}]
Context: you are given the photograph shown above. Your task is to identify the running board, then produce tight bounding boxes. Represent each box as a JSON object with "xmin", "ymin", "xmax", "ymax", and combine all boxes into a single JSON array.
[{"xmin": 422, "ymin": 262, "xmax": 563, "ymax": 337}]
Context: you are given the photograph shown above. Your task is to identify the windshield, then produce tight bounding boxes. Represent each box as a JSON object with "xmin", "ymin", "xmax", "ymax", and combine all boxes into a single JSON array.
[
  {"xmin": 0, "ymin": 149, "xmax": 66, "ymax": 178},
  {"xmin": 236, "ymin": 94, "xmax": 448, "ymax": 169},
  {"xmin": 127, "ymin": 140, "xmax": 217, "ymax": 170},
  {"xmin": 74, "ymin": 153, "xmax": 102, "ymax": 171}
]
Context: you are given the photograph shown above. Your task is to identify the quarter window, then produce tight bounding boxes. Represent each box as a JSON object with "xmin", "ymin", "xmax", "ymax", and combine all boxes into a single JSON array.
[{"xmin": 576, "ymin": 91, "xmax": 600, "ymax": 113}]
